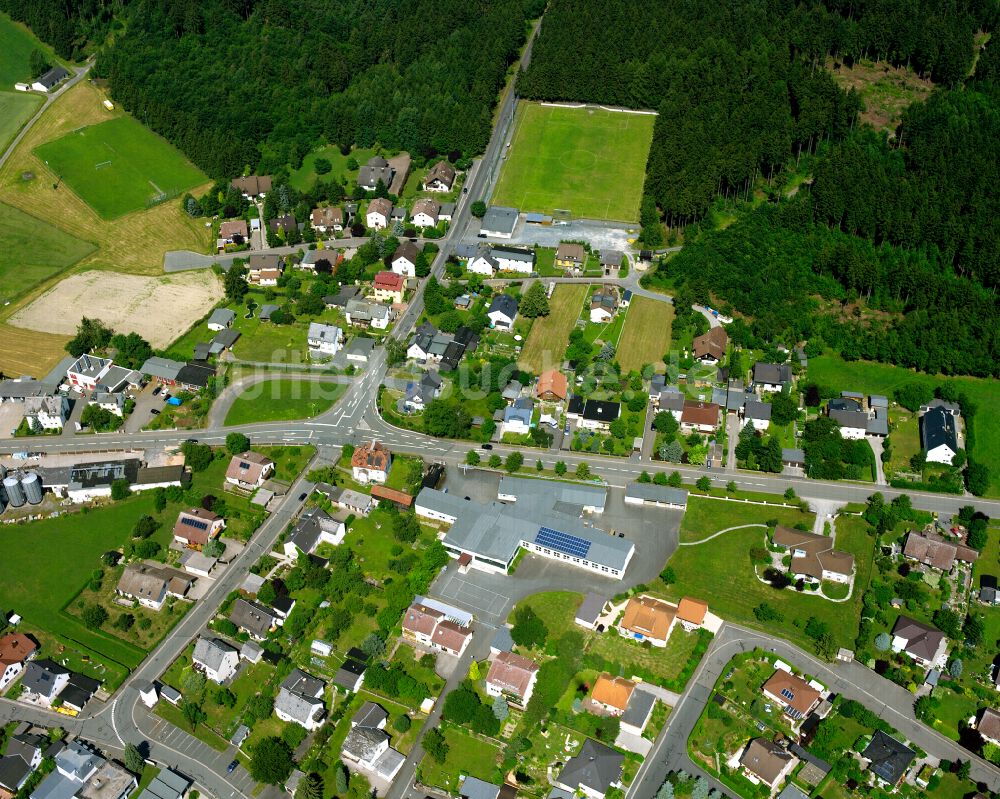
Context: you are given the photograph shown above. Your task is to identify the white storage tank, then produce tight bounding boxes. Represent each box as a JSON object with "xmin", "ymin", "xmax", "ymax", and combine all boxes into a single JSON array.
[
  {"xmin": 21, "ymin": 472, "xmax": 42, "ymax": 505},
  {"xmin": 3, "ymin": 475, "xmax": 25, "ymax": 507}
]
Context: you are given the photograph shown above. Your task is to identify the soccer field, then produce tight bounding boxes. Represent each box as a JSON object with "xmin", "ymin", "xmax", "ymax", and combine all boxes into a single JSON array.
[
  {"xmin": 34, "ymin": 116, "xmax": 207, "ymax": 219},
  {"xmin": 491, "ymin": 103, "xmax": 654, "ymax": 222}
]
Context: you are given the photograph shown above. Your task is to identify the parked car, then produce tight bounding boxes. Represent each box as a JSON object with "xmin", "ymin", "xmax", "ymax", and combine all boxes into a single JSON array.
[
  {"xmin": 481, "ymin": 443, "xmax": 493, "ymax": 450},
  {"xmin": 227, "ymin": 761, "xmax": 238, "ymax": 774},
  {"xmin": 152, "ymin": 386, "xmax": 161, "ymax": 396},
  {"xmin": 150, "ymin": 409, "xmax": 160, "ymax": 415},
  {"xmin": 298, "ymin": 492, "xmax": 307, "ymax": 501}
]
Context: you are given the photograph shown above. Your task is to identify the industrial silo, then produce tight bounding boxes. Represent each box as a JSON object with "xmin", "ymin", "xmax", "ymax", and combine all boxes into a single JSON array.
[
  {"xmin": 3, "ymin": 475, "xmax": 24, "ymax": 507},
  {"xmin": 21, "ymin": 472, "xmax": 42, "ymax": 505}
]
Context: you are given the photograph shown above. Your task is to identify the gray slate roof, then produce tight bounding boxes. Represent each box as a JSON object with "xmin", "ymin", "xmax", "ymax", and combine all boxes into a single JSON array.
[
  {"xmin": 557, "ymin": 739, "xmax": 624, "ymax": 795},
  {"xmin": 193, "ymin": 637, "xmax": 238, "ymax": 673}
]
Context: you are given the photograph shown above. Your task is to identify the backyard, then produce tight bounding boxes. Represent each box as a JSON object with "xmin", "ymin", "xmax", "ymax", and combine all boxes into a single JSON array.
[
  {"xmin": 518, "ymin": 283, "xmax": 588, "ymax": 372},
  {"xmin": 416, "ymin": 724, "xmax": 502, "ymax": 791},
  {"xmin": 616, "ymin": 296, "xmax": 673, "ymax": 372},
  {"xmin": 491, "ymin": 103, "xmax": 654, "ymax": 222}
]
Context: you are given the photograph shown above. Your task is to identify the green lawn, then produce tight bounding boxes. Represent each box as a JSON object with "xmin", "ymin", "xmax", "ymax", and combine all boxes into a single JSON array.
[
  {"xmin": 288, "ymin": 145, "xmax": 376, "ymax": 192},
  {"xmin": 224, "ymin": 379, "xmax": 346, "ymax": 425},
  {"xmin": 0, "ymin": 11, "xmax": 65, "ymax": 85},
  {"xmin": 617, "ymin": 296, "xmax": 673, "ymax": 372},
  {"xmin": 0, "ymin": 201, "xmax": 96, "ymax": 303},
  {"xmin": 808, "ymin": 353, "xmax": 1000, "ymax": 497},
  {"xmin": 491, "ymin": 102, "xmax": 654, "ymax": 222},
  {"xmin": 518, "ymin": 283, "xmax": 588, "ymax": 372},
  {"xmin": 0, "ymin": 91, "xmax": 43, "ymax": 153},
  {"xmin": 514, "ymin": 591, "xmax": 584, "ymax": 643},
  {"xmin": 35, "ymin": 116, "xmax": 206, "ymax": 219},
  {"xmin": 417, "ymin": 725, "xmax": 502, "ymax": 791},
  {"xmin": 661, "ymin": 498, "xmax": 873, "ymax": 650}
]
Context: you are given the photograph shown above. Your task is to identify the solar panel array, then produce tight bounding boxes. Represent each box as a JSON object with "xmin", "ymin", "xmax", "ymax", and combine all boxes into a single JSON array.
[
  {"xmin": 182, "ymin": 517, "xmax": 209, "ymax": 530},
  {"xmin": 535, "ymin": 526, "xmax": 591, "ymax": 559},
  {"xmin": 780, "ymin": 688, "xmax": 795, "ymax": 700}
]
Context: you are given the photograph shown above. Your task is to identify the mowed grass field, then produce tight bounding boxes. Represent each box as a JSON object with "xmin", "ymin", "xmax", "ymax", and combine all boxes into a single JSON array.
[
  {"xmin": 0, "ymin": 11, "xmax": 64, "ymax": 85},
  {"xmin": 491, "ymin": 103, "xmax": 654, "ymax": 221},
  {"xmin": 0, "ymin": 201, "xmax": 95, "ymax": 302},
  {"xmin": 617, "ymin": 295, "xmax": 674, "ymax": 372},
  {"xmin": 0, "ymin": 91, "xmax": 43, "ymax": 153},
  {"xmin": 519, "ymin": 283, "xmax": 588, "ymax": 371},
  {"xmin": 35, "ymin": 116, "xmax": 207, "ymax": 219},
  {"xmin": 224, "ymin": 379, "xmax": 347, "ymax": 425},
  {"xmin": 808, "ymin": 353, "xmax": 1000, "ymax": 498}
]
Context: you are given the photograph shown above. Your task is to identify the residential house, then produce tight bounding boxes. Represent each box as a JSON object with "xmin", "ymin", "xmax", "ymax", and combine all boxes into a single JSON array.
[
  {"xmin": 891, "ymin": 616, "xmax": 947, "ymax": 668},
  {"xmin": 620, "ymin": 689, "xmax": 657, "ymax": 736},
  {"xmin": 740, "ymin": 739, "xmax": 796, "ymax": 790},
  {"xmin": 742, "ymin": 400, "xmax": 772, "ymax": 432},
  {"xmin": 31, "ymin": 741, "xmax": 135, "ymax": 799},
  {"xmin": 351, "ymin": 440, "xmax": 392, "ymax": 484},
  {"xmin": 680, "ymin": 401, "xmax": 720, "ymax": 433},
  {"xmin": 268, "ymin": 214, "xmax": 297, "ymax": 241},
  {"xmin": 300, "ymin": 249, "xmax": 340, "ymax": 273},
  {"xmin": 19, "ymin": 659, "xmax": 70, "ymax": 705},
  {"xmin": 423, "ymin": 161, "xmax": 457, "ymax": 192},
  {"xmin": 485, "ymin": 651, "xmax": 539, "ymax": 707},
  {"xmin": 467, "ymin": 248, "xmax": 498, "ymax": 275},
  {"xmin": 332, "ymin": 659, "xmax": 367, "ymax": 693},
  {"xmin": 344, "ymin": 337, "xmax": 375, "ymax": 365},
  {"xmin": 479, "ymin": 206, "xmax": 518, "ymax": 239},
  {"xmin": 575, "ymin": 594, "xmax": 607, "ymax": 630},
  {"xmin": 692, "ymin": 327, "xmax": 728, "ymax": 364},
  {"xmin": 657, "ymin": 390, "xmax": 685, "ymax": 419},
  {"xmin": 618, "ymin": 595, "xmax": 676, "ymax": 647},
  {"xmin": 590, "ymin": 674, "xmax": 635, "ymax": 716},
  {"xmin": 24, "ymin": 396, "xmax": 69, "ymax": 430},
  {"xmin": 229, "ymin": 598, "xmax": 279, "ymax": 640},
  {"xmin": 307, "ymin": 322, "xmax": 344, "ymax": 357},
  {"xmin": 311, "ymin": 206, "xmax": 351, "ymax": 233},
  {"xmin": 554, "ymin": 739, "xmax": 624, "ymax": 799},
  {"xmin": 762, "ymin": 669, "xmax": 822, "ymax": 720},
  {"xmin": 352, "ymin": 701, "xmax": 388, "ymax": 732},
  {"xmin": 207, "ymin": 309, "xmax": 236, "ymax": 331},
  {"xmin": 555, "ymin": 243, "xmax": 586, "ymax": 272},
  {"xmin": 752, "ymin": 362, "xmax": 792, "ymax": 392},
  {"xmin": 115, "ymin": 562, "xmax": 193, "ymax": 611},
  {"xmin": 772, "ymin": 527, "xmax": 855, "ymax": 584},
  {"xmin": 568, "ymin": 397, "xmax": 621, "ymax": 432},
  {"xmin": 390, "ymin": 242, "xmax": 420, "ymax": 278},
  {"xmin": 978, "ymin": 708, "xmax": 1000, "ymax": 746},
  {"xmin": 599, "ymin": 249, "xmax": 623, "ymax": 275},
  {"xmin": 192, "ymin": 637, "xmax": 239, "ymax": 683},
  {"xmin": 0, "ymin": 633, "xmax": 37, "ymax": 691},
  {"xmin": 921, "ymin": 405, "xmax": 959, "ymax": 465},
  {"xmin": 826, "ymin": 396, "xmax": 888, "ymax": 439},
  {"xmin": 246, "ymin": 254, "xmax": 283, "ymax": 286},
  {"xmin": 275, "ymin": 669, "xmax": 326, "ymax": 731},
  {"xmin": 493, "ymin": 246, "xmax": 535, "ymax": 273},
  {"xmin": 323, "ymin": 285, "xmax": 360, "ymax": 309},
  {"xmin": 400, "ymin": 599, "xmax": 473, "ymax": 657},
  {"xmin": 488, "ymin": 294, "xmax": 518, "ymax": 331},
  {"xmin": 373, "ymin": 270, "xmax": 405, "ymax": 303},
  {"xmin": 365, "ymin": 198, "xmax": 393, "ymax": 230},
  {"xmin": 30, "ymin": 65, "xmax": 69, "ymax": 92},
  {"xmin": 0, "ymin": 732, "xmax": 44, "ymax": 794},
  {"xmin": 536, "ymin": 370, "xmax": 568, "ymax": 402},
  {"xmin": 676, "ymin": 597, "xmax": 709, "ymax": 631},
  {"xmin": 590, "ymin": 288, "xmax": 618, "ymax": 323},
  {"xmin": 284, "ymin": 507, "xmax": 347, "ymax": 559},
  {"xmin": 67, "ymin": 354, "xmax": 114, "ymax": 390},
  {"xmin": 225, "ymin": 451, "xmax": 274, "ymax": 490},
  {"xmin": 411, "ymin": 198, "xmax": 441, "ymax": 228},
  {"xmin": 862, "ymin": 731, "xmax": 915, "ymax": 789},
  {"xmin": 903, "ymin": 531, "xmax": 978, "ymax": 572},
  {"xmin": 357, "ymin": 156, "xmax": 394, "ymax": 191},
  {"xmin": 501, "ymin": 402, "xmax": 532, "ymax": 436},
  {"xmin": 231, "ymin": 175, "xmax": 272, "ymax": 198},
  {"xmin": 172, "ymin": 507, "xmax": 225, "ymax": 549},
  {"xmin": 402, "ymin": 370, "xmax": 442, "ymax": 413},
  {"xmin": 341, "ymin": 713, "xmax": 404, "ymax": 782},
  {"xmin": 345, "ymin": 299, "xmax": 391, "ymax": 330}
]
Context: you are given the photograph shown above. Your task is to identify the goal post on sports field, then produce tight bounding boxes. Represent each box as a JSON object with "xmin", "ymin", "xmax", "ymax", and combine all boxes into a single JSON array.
[{"xmin": 95, "ymin": 160, "xmax": 112, "ymax": 169}]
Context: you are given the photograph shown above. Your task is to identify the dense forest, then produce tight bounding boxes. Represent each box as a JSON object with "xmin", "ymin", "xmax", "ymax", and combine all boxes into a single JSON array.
[{"xmin": 0, "ymin": 0, "xmax": 539, "ymax": 179}]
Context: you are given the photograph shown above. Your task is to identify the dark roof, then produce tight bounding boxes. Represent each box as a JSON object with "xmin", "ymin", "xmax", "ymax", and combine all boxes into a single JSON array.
[
  {"xmin": 557, "ymin": 739, "xmax": 624, "ymax": 795},
  {"xmin": 20, "ymin": 659, "xmax": 69, "ymax": 696},
  {"xmin": 582, "ymin": 399, "xmax": 620, "ymax": 423},
  {"xmin": 0, "ymin": 755, "xmax": 31, "ymax": 792},
  {"xmin": 753, "ymin": 362, "xmax": 792, "ymax": 385},
  {"xmin": 567, "ymin": 395, "xmax": 584, "ymax": 415},
  {"xmin": 176, "ymin": 362, "xmax": 216, "ymax": 388},
  {"xmin": 892, "ymin": 615, "xmax": 945, "ymax": 661},
  {"xmin": 862, "ymin": 730, "xmax": 914, "ymax": 785},
  {"xmin": 488, "ymin": 293, "xmax": 518, "ymax": 319},
  {"xmin": 920, "ymin": 406, "xmax": 958, "ymax": 453},
  {"xmin": 35, "ymin": 66, "xmax": 69, "ymax": 89}
]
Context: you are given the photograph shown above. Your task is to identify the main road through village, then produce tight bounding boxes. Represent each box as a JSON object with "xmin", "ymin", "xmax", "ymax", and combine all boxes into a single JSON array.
[{"xmin": 3, "ymin": 28, "xmax": 1000, "ymax": 799}]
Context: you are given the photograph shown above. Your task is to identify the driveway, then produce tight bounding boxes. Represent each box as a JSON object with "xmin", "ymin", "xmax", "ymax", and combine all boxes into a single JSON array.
[
  {"xmin": 725, "ymin": 413, "xmax": 739, "ymax": 470},
  {"xmin": 125, "ymin": 383, "xmax": 164, "ymax": 433},
  {"xmin": 868, "ymin": 436, "xmax": 887, "ymax": 485}
]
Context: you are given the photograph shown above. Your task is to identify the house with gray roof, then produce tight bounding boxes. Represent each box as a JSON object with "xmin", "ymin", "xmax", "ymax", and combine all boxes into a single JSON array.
[
  {"xmin": 20, "ymin": 660, "xmax": 69, "ymax": 704},
  {"xmin": 207, "ymin": 308, "xmax": 236, "ymax": 331},
  {"xmin": 135, "ymin": 769, "xmax": 189, "ymax": 799},
  {"xmin": 752, "ymin": 362, "xmax": 792, "ymax": 392},
  {"xmin": 192, "ymin": 637, "xmax": 239, "ymax": 683},
  {"xmin": 458, "ymin": 777, "xmax": 501, "ymax": 799},
  {"xmin": 229, "ymin": 598, "xmax": 279, "ymax": 640},
  {"xmin": 555, "ymin": 739, "xmax": 624, "ymax": 799},
  {"xmin": 862, "ymin": 730, "xmax": 914, "ymax": 788},
  {"xmin": 575, "ymin": 593, "xmax": 607, "ymax": 630},
  {"xmin": 479, "ymin": 206, "xmax": 518, "ymax": 239},
  {"xmin": 620, "ymin": 688, "xmax": 657, "ymax": 736},
  {"xmin": 275, "ymin": 668, "xmax": 326, "ymax": 730},
  {"xmin": 284, "ymin": 506, "xmax": 346, "ymax": 559},
  {"xmin": 488, "ymin": 293, "xmax": 518, "ymax": 330}
]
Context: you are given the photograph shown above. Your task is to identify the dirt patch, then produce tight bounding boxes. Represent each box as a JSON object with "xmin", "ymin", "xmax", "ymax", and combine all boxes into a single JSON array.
[
  {"xmin": 10, "ymin": 269, "xmax": 223, "ymax": 347},
  {"xmin": 827, "ymin": 58, "xmax": 933, "ymax": 132}
]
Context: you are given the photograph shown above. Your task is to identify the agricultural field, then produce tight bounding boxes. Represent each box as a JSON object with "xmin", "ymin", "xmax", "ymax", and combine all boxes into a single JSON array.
[
  {"xmin": 657, "ymin": 498, "xmax": 877, "ymax": 651},
  {"xmin": 224, "ymin": 379, "xmax": 347, "ymax": 425},
  {"xmin": 0, "ymin": 201, "xmax": 95, "ymax": 303},
  {"xmin": 0, "ymin": 91, "xmax": 42, "ymax": 153},
  {"xmin": 616, "ymin": 296, "xmax": 673, "ymax": 372},
  {"xmin": 808, "ymin": 353, "xmax": 1000, "ymax": 497},
  {"xmin": 10, "ymin": 269, "xmax": 223, "ymax": 347},
  {"xmin": 0, "ymin": 11, "xmax": 64, "ymax": 85},
  {"xmin": 491, "ymin": 103, "xmax": 654, "ymax": 221},
  {"xmin": 34, "ymin": 116, "xmax": 207, "ymax": 219},
  {"xmin": 518, "ymin": 283, "xmax": 588, "ymax": 371}
]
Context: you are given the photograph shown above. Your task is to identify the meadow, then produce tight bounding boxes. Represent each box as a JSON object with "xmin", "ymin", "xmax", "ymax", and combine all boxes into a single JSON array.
[
  {"xmin": 0, "ymin": 11, "xmax": 64, "ymax": 85},
  {"xmin": 34, "ymin": 115, "xmax": 207, "ymax": 219},
  {"xmin": 616, "ymin": 295, "xmax": 674, "ymax": 372},
  {"xmin": 491, "ymin": 102, "xmax": 654, "ymax": 221},
  {"xmin": 0, "ymin": 91, "xmax": 42, "ymax": 153},
  {"xmin": 224, "ymin": 379, "xmax": 347, "ymax": 425},
  {"xmin": 287, "ymin": 144, "xmax": 376, "ymax": 192},
  {"xmin": 808, "ymin": 353, "xmax": 1000, "ymax": 497},
  {"xmin": 518, "ymin": 283, "xmax": 588, "ymax": 372},
  {"xmin": 0, "ymin": 201, "xmax": 95, "ymax": 303}
]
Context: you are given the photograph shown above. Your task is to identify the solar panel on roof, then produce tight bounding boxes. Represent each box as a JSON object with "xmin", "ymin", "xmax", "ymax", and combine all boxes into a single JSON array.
[
  {"xmin": 181, "ymin": 517, "xmax": 209, "ymax": 530},
  {"xmin": 535, "ymin": 526, "xmax": 591, "ymax": 559},
  {"xmin": 239, "ymin": 461, "xmax": 250, "ymax": 469},
  {"xmin": 780, "ymin": 688, "xmax": 795, "ymax": 700}
]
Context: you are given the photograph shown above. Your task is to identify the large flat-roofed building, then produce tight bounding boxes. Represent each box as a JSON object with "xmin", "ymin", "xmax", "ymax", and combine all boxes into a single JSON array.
[{"xmin": 415, "ymin": 481, "xmax": 633, "ymax": 579}]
